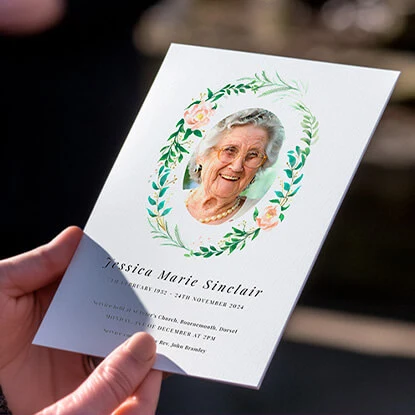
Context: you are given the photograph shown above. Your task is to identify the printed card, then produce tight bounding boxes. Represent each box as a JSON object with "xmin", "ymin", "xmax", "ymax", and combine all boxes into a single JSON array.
[{"xmin": 34, "ymin": 43, "xmax": 399, "ymax": 388}]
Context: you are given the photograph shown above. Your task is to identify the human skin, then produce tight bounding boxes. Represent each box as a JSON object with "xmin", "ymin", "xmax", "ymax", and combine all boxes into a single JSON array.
[
  {"xmin": 0, "ymin": 226, "xmax": 162, "ymax": 415},
  {"xmin": 188, "ymin": 124, "xmax": 268, "ymax": 223},
  {"xmin": 0, "ymin": 0, "xmax": 66, "ymax": 34}
]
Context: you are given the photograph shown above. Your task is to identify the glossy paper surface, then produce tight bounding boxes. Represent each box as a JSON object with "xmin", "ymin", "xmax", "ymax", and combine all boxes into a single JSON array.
[{"xmin": 34, "ymin": 44, "xmax": 399, "ymax": 388}]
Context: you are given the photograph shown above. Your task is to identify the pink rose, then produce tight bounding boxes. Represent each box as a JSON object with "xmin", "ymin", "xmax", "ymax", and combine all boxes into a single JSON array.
[
  {"xmin": 184, "ymin": 101, "xmax": 215, "ymax": 130},
  {"xmin": 256, "ymin": 205, "xmax": 279, "ymax": 230}
]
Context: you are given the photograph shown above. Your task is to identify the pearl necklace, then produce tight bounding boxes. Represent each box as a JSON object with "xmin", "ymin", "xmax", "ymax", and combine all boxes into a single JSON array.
[{"xmin": 185, "ymin": 191, "xmax": 242, "ymax": 223}]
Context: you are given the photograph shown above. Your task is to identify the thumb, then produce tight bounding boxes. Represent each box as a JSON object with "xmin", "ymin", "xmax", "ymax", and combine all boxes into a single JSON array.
[
  {"xmin": 0, "ymin": 226, "xmax": 83, "ymax": 297},
  {"xmin": 37, "ymin": 333, "xmax": 159, "ymax": 415}
]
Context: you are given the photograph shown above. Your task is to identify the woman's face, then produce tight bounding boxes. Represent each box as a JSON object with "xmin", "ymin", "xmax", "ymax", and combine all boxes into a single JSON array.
[{"xmin": 198, "ymin": 124, "xmax": 269, "ymax": 200}]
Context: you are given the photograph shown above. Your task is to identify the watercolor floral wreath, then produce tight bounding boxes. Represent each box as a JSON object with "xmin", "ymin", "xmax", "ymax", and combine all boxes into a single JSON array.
[{"xmin": 147, "ymin": 71, "xmax": 319, "ymax": 258}]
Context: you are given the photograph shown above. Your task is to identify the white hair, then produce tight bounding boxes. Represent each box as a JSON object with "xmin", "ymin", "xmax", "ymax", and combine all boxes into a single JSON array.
[{"xmin": 188, "ymin": 108, "xmax": 285, "ymax": 183}]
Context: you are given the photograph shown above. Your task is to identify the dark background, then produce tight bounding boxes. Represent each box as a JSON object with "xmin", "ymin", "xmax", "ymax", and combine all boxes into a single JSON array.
[{"xmin": 2, "ymin": 0, "xmax": 415, "ymax": 413}]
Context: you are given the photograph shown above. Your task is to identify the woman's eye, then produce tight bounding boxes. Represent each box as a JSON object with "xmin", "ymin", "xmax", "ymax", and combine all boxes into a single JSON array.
[
  {"xmin": 223, "ymin": 147, "xmax": 238, "ymax": 156},
  {"xmin": 246, "ymin": 151, "xmax": 260, "ymax": 160}
]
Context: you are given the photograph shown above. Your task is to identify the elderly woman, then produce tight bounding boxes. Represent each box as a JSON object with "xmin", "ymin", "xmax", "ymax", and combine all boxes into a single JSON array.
[{"xmin": 186, "ymin": 107, "xmax": 285, "ymax": 224}]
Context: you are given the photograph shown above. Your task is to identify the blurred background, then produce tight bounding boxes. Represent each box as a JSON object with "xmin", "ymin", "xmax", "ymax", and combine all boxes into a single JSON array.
[{"xmin": 2, "ymin": 0, "xmax": 415, "ymax": 413}]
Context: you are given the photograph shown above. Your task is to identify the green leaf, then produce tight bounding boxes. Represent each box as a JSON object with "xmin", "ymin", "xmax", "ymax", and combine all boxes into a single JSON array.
[
  {"xmin": 158, "ymin": 201, "xmax": 165, "ymax": 210},
  {"xmin": 161, "ymin": 207, "xmax": 172, "ymax": 216},
  {"xmin": 147, "ymin": 208, "xmax": 157, "ymax": 218},
  {"xmin": 159, "ymin": 187, "xmax": 168, "ymax": 197},
  {"xmin": 176, "ymin": 118, "xmax": 185, "ymax": 127},
  {"xmin": 261, "ymin": 70, "xmax": 271, "ymax": 82},
  {"xmin": 160, "ymin": 173, "xmax": 169, "ymax": 187},
  {"xmin": 158, "ymin": 165, "xmax": 165, "ymax": 176},
  {"xmin": 284, "ymin": 169, "xmax": 293, "ymax": 178},
  {"xmin": 293, "ymin": 174, "xmax": 303, "ymax": 185},
  {"xmin": 253, "ymin": 207, "xmax": 259, "ymax": 221},
  {"xmin": 200, "ymin": 246, "xmax": 208, "ymax": 252},
  {"xmin": 207, "ymin": 88, "xmax": 213, "ymax": 99},
  {"xmin": 212, "ymin": 93, "xmax": 224, "ymax": 101},
  {"xmin": 152, "ymin": 182, "xmax": 159, "ymax": 190},
  {"xmin": 275, "ymin": 191, "xmax": 284, "ymax": 198},
  {"xmin": 258, "ymin": 87, "xmax": 290, "ymax": 97},
  {"xmin": 193, "ymin": 130, "xmax": 203, "ymax": 137},
  {"xmin": 184, "ymin": 101, "xmax": 200, "ymax": 110},
  {"xmin": 294, "ymin": 102, "xmax": 306, "ymax": 111},
  {"xmin": 288, "ymin": 186, "xmax": 301, "ymax": 197},
  {"xmin": 232, "ymin": 227, "xmax": 244, "ymax": 235},
  {"xmin": 204, "ymin": 252, "xmax": 214, "ymax": 258},
  {"xmin": 229, "ymin": 244, "xmax": 237, "ymax": 254},
  {"xmin": 288, "ymin": 154, "xmax": 296, "ymax": 167},
  {"xmin": 183, "ymin": 129, "xmax": 193, "ymax": 140},
  {"xmin": 148, "ymin": 196, "xmax": 156, "ymax": 206},
  {"xmin": 269, "ymin": 198, "xmax": 280, "ymax": 203},
  {"xmin": 279, "ymin": 213, "xmax": 285, "ymax": 221},
  {"xmin": 281, "ymin": 204, "xmax": 290, "ymax": 211},
  {"xmin": 177, "ymin": 144, "xmax": 189, "ymax": 153},
  {"xmin": 252, "ymin": 228, "xmax": 260, "ymax": 240},
  {"xmin": 283, "ymin": 182, "xmax": 291, "ymax": 191}
]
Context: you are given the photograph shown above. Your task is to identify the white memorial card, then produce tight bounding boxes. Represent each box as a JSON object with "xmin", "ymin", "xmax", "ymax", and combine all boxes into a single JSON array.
[{"xmin": 34, "ymin": 44, "xmax": 399, "ymax": 389}]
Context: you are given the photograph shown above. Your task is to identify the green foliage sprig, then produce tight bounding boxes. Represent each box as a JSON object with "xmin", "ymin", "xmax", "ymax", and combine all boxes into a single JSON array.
[
  {"xmin": 239, "ymin": 70, "xmax": 305, "ymax": 98},
  {"xmin": 147, "ymin": 71, "xmax": 319, "ymax": 258},
  {"xmin": 189, "ymin": 225, "xmax": 261, "ymax": 258},
  {"xmin": 147, "ymin": 165, "xmax": 172, "ymax": 219},
  {"xmin": 268, "ymin": 101, "xmax": 319, "ymax": 222},
  {"xmin": 159, "ymin": 119, "xmax": 196, "ymax": 168}
]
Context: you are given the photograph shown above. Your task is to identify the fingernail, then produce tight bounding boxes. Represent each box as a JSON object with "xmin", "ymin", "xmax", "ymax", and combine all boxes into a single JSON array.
[{"xmin": 126, "ymin": 332, "xmax": 156, "ymax": 362}]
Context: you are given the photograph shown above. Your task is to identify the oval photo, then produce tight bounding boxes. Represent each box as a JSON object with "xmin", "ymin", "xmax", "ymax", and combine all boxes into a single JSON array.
[{"xmin": 183, "ymin": 108, "xmax": 286, "ymax": 225}]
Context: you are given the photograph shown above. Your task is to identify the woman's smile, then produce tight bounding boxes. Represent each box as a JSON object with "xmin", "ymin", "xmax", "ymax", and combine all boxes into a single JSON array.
[
  {"xmin": 199, "ymin": 125, "xmax": 268, "ymax": 200},
  {"xmin": 185, "ymin": 107, "xmax": 285, "ymax": 225},
  {"xmin": 219, "ymin": 173, "xmax": 240, "ymax": 181}
]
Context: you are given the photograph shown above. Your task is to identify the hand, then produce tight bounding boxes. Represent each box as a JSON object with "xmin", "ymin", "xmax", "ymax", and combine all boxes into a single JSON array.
[
  {"xmin": 0, "ymin": 0, "xmax": 66, "ymax": 34},
  {"xmin": 0, "ymin": 226, "xmax": 162, "ymax": 414}
]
